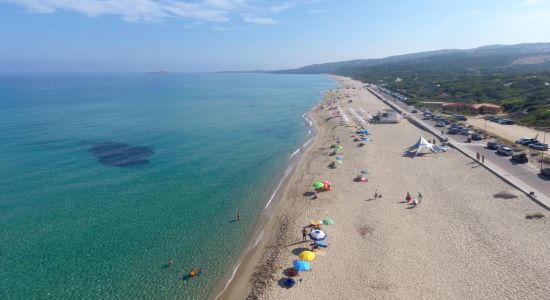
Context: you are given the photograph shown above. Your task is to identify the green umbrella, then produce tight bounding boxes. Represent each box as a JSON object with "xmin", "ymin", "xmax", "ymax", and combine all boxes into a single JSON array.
[
  {"xmin": 313, "ymin": 181, "xmax": 324, "ymax": 189},
  {"xmin": 323, "ymin": 218, "xmax": 334, "ymax": 225}
]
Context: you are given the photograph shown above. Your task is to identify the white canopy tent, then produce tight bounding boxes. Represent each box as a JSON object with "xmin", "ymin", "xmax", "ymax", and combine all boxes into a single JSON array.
[{"xmin": 407, "ymin": 136, "xmax": 437, "ymax": 156}]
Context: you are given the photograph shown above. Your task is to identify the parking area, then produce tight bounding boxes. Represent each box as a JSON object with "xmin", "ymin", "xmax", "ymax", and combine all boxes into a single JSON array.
[{"xmin": 371, "ymin": 86, "xmax": 550, "ymax": 197}]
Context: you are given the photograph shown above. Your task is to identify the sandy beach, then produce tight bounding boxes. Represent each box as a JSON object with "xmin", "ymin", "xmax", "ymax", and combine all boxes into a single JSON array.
[{"xmin": 222, "ymin": 76, "xmax": 550, "ymax": 300}]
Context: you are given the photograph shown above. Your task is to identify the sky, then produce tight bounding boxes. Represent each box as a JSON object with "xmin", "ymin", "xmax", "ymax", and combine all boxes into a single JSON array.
[{"xmin": 1, "ymin": 0, "xmax": 550, "ymax": 72}]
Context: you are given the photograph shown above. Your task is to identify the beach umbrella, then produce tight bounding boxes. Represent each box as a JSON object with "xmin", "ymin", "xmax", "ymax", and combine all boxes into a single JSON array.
[
  {"xmin": 309, "ymin": 229, "xmax": 327, "ymax": 241},
  {"xmin": 360, "ymin": 169, "xmax": 368, "ymax": 175},
  {"xmin": 323, "ymin": 218, "xmax": 334, "ymax": 225},
  {"xmin": 322, "ymin": 180, "xmax": 332, "ymax": 185},
  {"xmin": 336, "ymin": 155, "xmax": 344, "ymax": 161},
  {"xmin": 283, "ymin": 278, "xmax": 296, "ymax": 288},
  {"xmin": 312, "ymin": 181, "xmax": 324, "ymax": 189},
  {"xmin": 310, "ymin": 220, "xmax": 322, "ymax": 227},
  {"xmin": 299, "ymin": 251, "xmax": 316, "ymax": 261},
  {"xmin": 293, "ymin": 260, "xmax": 311, "ymax": 271},
  {"xmin": 315, "ymin": 240, "xmax": 329, "ymax": 248}
]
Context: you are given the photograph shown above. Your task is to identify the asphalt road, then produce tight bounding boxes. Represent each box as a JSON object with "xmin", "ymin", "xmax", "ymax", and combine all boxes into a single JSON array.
[{"xmin": 376, "ymin": 88, "xmax": 550, "ymax": 197}]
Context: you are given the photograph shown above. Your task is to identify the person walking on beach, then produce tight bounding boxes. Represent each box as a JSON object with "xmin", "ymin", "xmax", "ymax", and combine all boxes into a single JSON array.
[
  {"xmin": 302, "ymin": 227, "xmax": 308, "ymax": 242},
  {"xmin": 405, "ymin": 192, "xmax": 412, "ymax": 204},
  {"xmin": 482, "ymin": 155, "xmax": 485, "ymax": 164},
  {"xmin": 237, "ymin": 211, "xmax": 240, "ymax": 221},
  {"xmin": 476, "ymin": 152, "xmax": 480, "ymax": 160},
  {"xmin": 374, "ymin": 189, "xmax": 380, "ymax": 199}
]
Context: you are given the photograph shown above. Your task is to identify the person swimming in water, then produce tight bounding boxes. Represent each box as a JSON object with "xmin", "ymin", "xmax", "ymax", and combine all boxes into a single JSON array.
[{"xmin": 189, "ymin": 267, "xmax": 202, "ymax": 278}]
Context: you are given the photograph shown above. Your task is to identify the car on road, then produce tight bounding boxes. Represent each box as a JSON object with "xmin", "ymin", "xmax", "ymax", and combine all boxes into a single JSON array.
[
  {"xmin": 516, "ymin": 138, "xmax": 539, "ymax": 146},
  {"xmin": 497, "ymin": 146, "xmax": 514, "ymax": 156},
  {"xmin": 435, "ymin": 121, "xmax": 445, "ymax": 127},
  {"xmin": 487, "ymin": 140, "xmax": 501, "ymax": 150},
  {"xmin": 471, "ymin": 133, "xmax": 483, "ymax": 141},
  {"xmin": 511, "ymin": 153, "xmax": 528, "ymax": 163},
  {"xmin": 529, "ymin": 143, "xmax": 549, "ymax": 151}
]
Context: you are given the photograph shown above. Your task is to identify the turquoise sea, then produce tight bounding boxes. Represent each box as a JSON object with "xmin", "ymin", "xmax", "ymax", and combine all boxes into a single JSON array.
[{"xmin": 0, "ymin": 73, "xmax": 334, "ymax": 299}]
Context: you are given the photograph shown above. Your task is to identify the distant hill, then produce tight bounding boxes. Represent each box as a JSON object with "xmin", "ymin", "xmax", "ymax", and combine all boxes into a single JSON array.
[
  {"xmin": 272, "ymin": 43, "xmax": 550, "ymax": 127},
  {"xmin": 273, "ymin": 43, "xmax": 550, "ymax": 75}
]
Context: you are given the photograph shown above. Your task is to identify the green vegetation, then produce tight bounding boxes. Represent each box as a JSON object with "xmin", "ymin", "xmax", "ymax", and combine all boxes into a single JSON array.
[
  {"xmin": 360, "ymin": 72, "xmax": 550, "ymax": 127},
  {"xmin": 275, "ymin": 43, "xmax": 550, "ymax": 128}
]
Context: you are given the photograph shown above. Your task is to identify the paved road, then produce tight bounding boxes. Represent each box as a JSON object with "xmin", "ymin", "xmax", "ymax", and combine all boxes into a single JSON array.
[{"xmin": 372, "ymin": 87, "xmax": 550, "ymax": 199}]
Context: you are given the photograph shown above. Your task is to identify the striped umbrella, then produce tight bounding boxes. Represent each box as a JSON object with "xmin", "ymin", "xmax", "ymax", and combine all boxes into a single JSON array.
[{"xmin": 309, "ymin": 229, "xmax": 327, "ymax": 241}]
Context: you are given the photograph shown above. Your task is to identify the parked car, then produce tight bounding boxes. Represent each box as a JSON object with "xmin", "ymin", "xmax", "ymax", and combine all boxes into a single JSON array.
[
  {"xmin": 489, "ymin": 116, "xmax": 501, "ymax": 122},
  {"xmin": 411, "ymin": 109, "xmax": 418, "ymax": 113},
  {"xmin": 453, "ymin": 114, "xmax": 467, "ymax": 121},
  {"xmin": 435, "ymin": 121, "xmax": 445, "ymax": 127},
  {"xmin": 461, "ymin": 128, "xmax": 472, "ymax": 135},
  {"xmin": 497, "ymin": 146, "xmax": 514, "ymax": 156},
  {"xmin": 487, "ymin": 140, "xmax": 501, "ymax": 150},
  {"xmin": 529, "ymin": 143, "xmax": 549, "ymax": 151},
  {"xmin": 541, "ymin": 168, "xmax": 550, "ymax": 177},
  {"xmin": 511, "ymin": 153, "xmax": 528, "ymax": 163},
  {"xmin": 516, "ymin": 138, "xmax": 539, "ymax": 146},
  {"xmin": 498, "ymin": 119, "xmax": 514, "ymax": 125},
  {"xmin": 442, "ymin": 119, "xmax": 451, "ymax": 125},
  {"xmin": 448, "ymin": 128, "xmax": 459, "ymax": 134},
  {"xmin": 471, "ymin": 133, "xmax": 483, "ymax": 141}
]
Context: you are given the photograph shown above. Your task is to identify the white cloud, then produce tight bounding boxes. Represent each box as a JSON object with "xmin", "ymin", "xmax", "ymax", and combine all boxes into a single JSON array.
[
  {"xmin": 308, "ymin": 9, "xmax": 323, "ymax": 14},
  {"xmin": 243, "ymin": 15, "xmax": 276, "ymax": 24},
  {"xmin": 5, "ymin": 0, "xmax": 326, "ymax": 25}
]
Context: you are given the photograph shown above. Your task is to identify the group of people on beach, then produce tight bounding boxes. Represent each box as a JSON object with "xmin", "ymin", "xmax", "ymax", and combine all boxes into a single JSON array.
[
  {"xmin": 373, "ymin": 190, "xmax": 423, "ymax": 207},
  {"xmin": 405, "ymin": 191, "xmax": 423, "ymax": 207}
]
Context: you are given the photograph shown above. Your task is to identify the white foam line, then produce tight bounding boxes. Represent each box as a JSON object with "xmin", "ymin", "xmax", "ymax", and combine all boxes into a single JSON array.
[
  {"xmin": 289, "ymin": 148, "xmax": 300, "ymax": 159},
  {"xmin": 215, "ymin": 264, "xmax": 241, "ymax": 300},
  {"xmin": 265, "ymin": 168, "xmax": 288, "ymax": 209},
  {"xmin": 349, "ymin": 107, "xmax": 366, "ymax": 124}
]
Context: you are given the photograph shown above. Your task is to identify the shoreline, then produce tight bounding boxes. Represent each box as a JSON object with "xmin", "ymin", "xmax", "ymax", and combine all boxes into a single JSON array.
[
  {"xmin": 213, "ymin": 87, "xmax": 332, "ymax": 299},
  {"xmin": 219, "ymin": 75, "xmax": 550, "ymax": 299}
]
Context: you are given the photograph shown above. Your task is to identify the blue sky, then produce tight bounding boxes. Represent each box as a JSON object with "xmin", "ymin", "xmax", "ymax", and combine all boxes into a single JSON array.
[{"xmin": 1, "ymin": 0, "xmax": 550, "ymax": 72}]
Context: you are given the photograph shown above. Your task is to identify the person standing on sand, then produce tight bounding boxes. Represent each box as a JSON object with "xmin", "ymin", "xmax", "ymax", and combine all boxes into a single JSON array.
[
  {"xmin": 476, "ymin": 152, "xmax": 480, "ymax": 160},
  {"xmin": 406, "ymin": 192, "xmax": 412, "ymax": 204},
  {"xmin": 302, "ymin": 228, "xmax": 308, "ymax": 242},
  {"xmin": 374, "ymin": 189, "xmax": 379, "ymax": 199},
  {"xmin": 237, "ymin": 211, "xmax": 240, "ymax": 221}
]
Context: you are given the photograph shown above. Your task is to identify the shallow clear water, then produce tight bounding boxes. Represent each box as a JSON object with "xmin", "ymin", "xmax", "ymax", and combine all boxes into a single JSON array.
[{"xmin": 0, "ymin": 73, "xmax": 335, "ymax": 299}]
